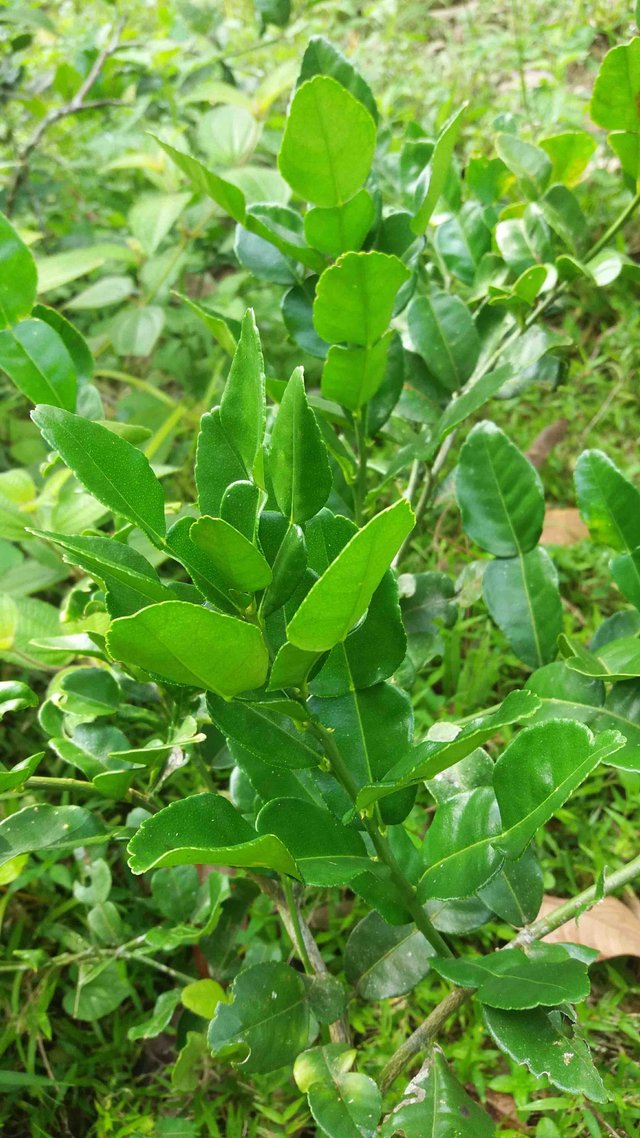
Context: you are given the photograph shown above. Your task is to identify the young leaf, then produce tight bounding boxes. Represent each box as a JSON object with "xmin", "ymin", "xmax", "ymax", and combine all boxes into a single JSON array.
[
  {"xmin": 590, "ymin": 37, "xmax": 640, "ymax": 131},
  {"xmin": 219, "ymin": 309, "xmax": 265, "ymax": 474},
  {"xmin": 345, "ymin": 911, "xmax": 435, "ymax": 999},
  {"xmin": 279, "ymin": 76, "xmax": 377, "ymax": 207},
  {"xmin": 32, "ymin": 304, "xmax": 94, "ymax": 387},
  {"xmin": 408, "ymin": 289, "xmax": 480, "ymax": 392},
  {"xmin": 431, "ymin": 944, "xmax": 589, "ymax": 1009},
  {"xmin": 294, "ymin": 1044, "xmax": 381, "ymax": 1138},
  {"xmin": 0, "ymin": 680, "xmax": 37, "ymax": 719},
  {"xmin": 304, "ymin": 189, "xmax": 375, "ymax": 257},
  {"xmin": 483, "ymin": 1006, "xmax": 607, "ymax": 1102},
  {"xmin": 574, "ymin": 449, "xmax": 640, "ymax": 551},
  {"xmin": 411, "ymin": 104, "xmax": 467, "ymax": 235},
  {"xmin": 0, "ymin": 319, "xmax": 77, "ymax": 410},
  {"xmin": 196, "ymin": 411, "xmax": 252, "ymax": 518},
  {"xmin": 165, "ymin": 517, "xmax": 239, "ymax": 612},
  {"xmin": 190, "ymin": 516, "xmax": 272, "ymax": 593},
  {"xmin": 322, "ymin": 334, "xmax": 393, "ymax": 411},
  {"xmin": 209, "ymin": 962, "xmax": 310, "ymax": 1072},
  {"xmin": 0, "ymin": 751, "xmax": 43, "ymax": 792},
  {"xmin": 286, "ymin": 499, "xmax": 413, "ymax": 652},
  {"xmin": 0, "ymin": 211, "xmax": 37, "ymax": 328},
  {"xmin": 456, "ymin": 421, "xmax": 544, "ymax": 556},
  {"xmin": 483, "ymin": 548, "xmax": 563, "ymax": 668},
  {"xmin": 127, "ymin": 792, "xmax": 300, "ymax": 877},
  {"xmin": 256, "ymin": 798, "xmax": 369, "ymax": 885},
  {"xmin": 220, "ymin": 480, "xmax": 261, "ymax": 541},
  {"xmin": 31, "ymin": 406, "xmax": 166, "ymax": 546},
  {"xmin": 380, "ymin": 1050, "xmax": 495, "ymax": 1138},
  {"xmin": 496, "ymin": 134, "xmax": 552, "ymax": 197},
  {"xmin": 268, "ymin": 367, "xmax": 332, "ymax": 523},
  {"xmin": 107, "ymin": 601, "xmax": 269, "ymax": 698},
  {"xmin": 313, "ymin": 252, "xmax": 409, "ymax": 347},
  {"xmin": 0, "ymin": 805, "xmax": 105, "ymax": 867}
]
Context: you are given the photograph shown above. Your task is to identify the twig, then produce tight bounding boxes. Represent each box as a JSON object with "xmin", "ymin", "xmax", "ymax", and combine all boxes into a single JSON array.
[
  {"xmin": 6, "ymin": 21, "xmax": 127, "ymax": 215},
  {"xmin": 379, "ymin": 851, "xmax": 640, "ymax": 1092}
]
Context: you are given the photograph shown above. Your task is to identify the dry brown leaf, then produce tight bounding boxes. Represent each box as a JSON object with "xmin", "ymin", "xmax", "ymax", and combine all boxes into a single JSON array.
[
  {"xmin": 540, "ymin": 893, "xmax": 640, "ymax": 960},
  {"xmin": 541, "ymin": 507, "xmax": 589, "ymax": 546},
  {"xmin": 484, "ymin": 1090, "xmax": 527, "ymax": 1130}
]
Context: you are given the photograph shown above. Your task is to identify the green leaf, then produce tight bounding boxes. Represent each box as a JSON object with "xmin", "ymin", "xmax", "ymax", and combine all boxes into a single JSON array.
[
  {"xmin": 408, "ymin": 289, "xmax": 480, "ymax": 392},
  {"xmin": 435, "ymin": 365, "xmax": 512, "ymax": 441},
  {"xmin": 0, "ymin": 318, "xmax": 77, "ymax": 410},
  {"xmin": 129, "ymin": 192, "xmax": 191, "ymax": 256},
  {"xmin": 256, "ymin": 798, "xmax": 369, "ymax": 885},
  {"xmin": 322, "ymin": 333, "xmax": 393, "ymax": 411},
  {"xmin": 127, "ymin": 792, "xmax": 300, "ymax": 877},
  {"xmin": 590, "ymin": 37, "xmax": 640, "ymax": 131},
  {"xmin": 0, "ymin": 805, "xmax": 105, "ymax": 867},
  {"xmin": 279, "ymin": 76, "xmax": 377, "ymax": 207},
  {"xmin": 539, "ymin": 131, "xmax": 596, "ymax": 186},
  {"xmin": 128, "ymin": 989, "xmax": 182, "ymax": 1041},
  {"xmin": 356, "ymin": 688, "xmax": 540, "ymax": 809},
  {"xmin": 67, "ymin": 275, "xmax": 135, "ymax": 311},
  {"xmin": 457, "ymin": 421, "xmax": 544, "ymax": 556},
  {"xmin": 411, "ymin": 104, "xmax": 467, "ymax": 235},
  {"xmin": 32, "ymin": 529, "xmax": 170, "ymax": 617},
  {"xmin": 304, "ymin": 189, "xmax": 375, "ymax": 257},
  {"xmin": 0, "ymin": 751, "xmax": 43, "ymax": 792},
  {"xmin": 57, "ymin": 667, "xmax": 120, "ymax": 718},
  {"xmin": 418, "ymin": 786, "xmax": 504, "ymax": 900},
  {"xmin": 268, "ymin": 367, "xmax": 332, "ymax": 523},
  {"xmin": 496, "ymin": 134, "xmax": 552, "ymax": 197},
  {"xmin": 111, "ymin": 306, "xmax": 165, "ymax": 357},
  {"xmin": 483, "ymin": 548, "xmax": 563, "ymax": 668},
  {"xmin": 36, "ymin": 243, "xmax": 136, "ymax": 293},
  {"xmin": 190, "ymin": 516, "xmax": 272, "ymax": 594},
  {"xmin": 209, "ymin": 962, "xmax": 309, "ymax": 1072},
  {"xmin": 563, "ymin": 634, "xmax": 640, "ymax": 682},
  {"xmin": 107, "ymin": 601, "xmax": 268, "ymax": 698},
  {"xmin": 0, "ymin": 212, "xmax": 37, "ymax": 328},
  {"xmin": 294, "ymin": 1045, "xmax": 381, "ymax": 1138},
  {"xmin": 381, "ymin": 1050, "xmax": 495, "ymax": 1138},
  {"xmin": 175, "ymin": 292, "xmax": 237, "ymax": 356},
  {"xmin": 478, "ymin": 845, "xmax": 543, "ymax": 926},
  {"xmin": 432, "ymin": 944, "xmax": 589, "ymax": 1009},
  {"xmin": 345, "ymin": 910, "xmax": 435, "ymax": 999},
  {"xmin": 483, "ymin": 1006, "xmax": 607, "ymax": 1102},
  {"xmin": 493, "ymin": 720, "xmax": 623, "ymax": 858},
  {"xmin": 31, "ymin": 406, "xmax": 166, "ymax": 547},
  {"xmin": 298, "ymin": 36, "xmax": 378, "ymax": 122},
  {"xmin": 611, "ymin": 549, "xmax": 640, "ymax": 610},
  {"xmin": 64, "ymin": 959, "xmax": 130, "ymax": 1022},
  {"xmin": 207, "ymin": 692, "xmax": 321, "ymax": 770},
  {"xmin": 313, "ymin": 252, "xmax": 409, "ymax": 347},
  {"xmin": 32, "ymin": 304, "xmax": 93, "ymax": 388},
  {"xmin": 219, "ymin": 308, "xmax": 265, "ymax": 474},
  {"xmin": 154, "ymin": 137, "xmax": 246, "ymax": 222},
  {"xmin": 0, "ymin": 679, "xmax": 37, "ymax": 719},
  {"xmin": 286, "ymin": 499, "xmax": 413, "ymax": 652},
  {"xmin": 575, "ymin": 449, "xmax": 640, "ymax": 552}
]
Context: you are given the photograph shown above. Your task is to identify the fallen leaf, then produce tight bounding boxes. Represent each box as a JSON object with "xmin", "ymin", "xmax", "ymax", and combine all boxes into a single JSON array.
[
  {"xmin": 484, "ymin": 1089, "xmax": 527, "ymax": 1130},
  {"xmin": 541, "ymin": 507, "xmax": 589, "ymax": 546},
  {"xmin": 540, "ymin": 893, "xmax": 640, "ymax": 959}
]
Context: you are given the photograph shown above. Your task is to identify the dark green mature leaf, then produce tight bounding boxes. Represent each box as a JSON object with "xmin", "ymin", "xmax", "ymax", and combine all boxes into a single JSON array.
[
  {"xmin": 493, "ymin": 720, "xmax": 623, "ymax": 858},
  {"xmin": 408, "ymin": 289, "xmax": 480, "ymax": 392},
  {"xmin": 0, "ymin": 679, "xmax": 37, "ymax": 719},
  {"xmin": 304, "ymin": 189, "xmax": 375, "ymax": 257},
  {"xmin": 287, "ymin": 500, "xmax": 413, "ymax": 651},
  {"xmin": 268, "ymin": 367, "xmax": 332, "ymax": 523},
  {"xmin": 219, "ymin": 309, "xmax": 265, "ymax": 473},
  {"xmin": 279, "ymin": 76, "xmax": 376, "ymax": 207},
  {"xmin": 294, "ymin": 1044, "xmax": 381, "ymax": 1138},
  {"xmin": 32, "ymin": 304, "xmax": 94, "ymax": 389},
  {"xmin": 457, "ymin": 421, "xmax": 544, "ymax": 556},
  {"xmin": 31, "ymin": 406, "xmax": 166, "ymax": 546},
  {"xmin": 382, "ymin": 1050, "xmax": 494, "ymax": 1137},
  {"xmin": 190, "ymin": 516, "xmax": 272, "ymax": 593},
  {"xmin": 0, "ymin": 211, "xmax": 37, "ymax": 328},
  {"xmin": 411, "ymin": 104, "xmax": 467, "ymax": 235},
  {"xmin": 356, "ymin": 689, "xmax": 540, "ymax": 809},
  {"xmin": 345, "ymin": 910, "xmax": 435, "ymax": 999},
  {"xmin": 483, "ymin": 1006, "xmax": 607, "ymax": 1102},
  {"xmin": 0, "ymin": 751, "xmax": 43, "ymax": 792},
  {"xmin": 32, "ymin": 529, "xmax": 170, "ymax": 616},
  {"xmin": 0, "ymin": 805, "xmax": 105, "ymax": 867},
  {"xmin": 431, "ymin": 944, "xmax": 589, "ymax": 1009},
  {"xmin": 435, "ymin": 366, "xmax": 512, "ymax": 441},
  {"xmin": 127, "ymin": 792, "xmax": 300, "ymax": 877},
  {"xmin": 590, "ymin": 37, "xmax": 640, "ymax": 131},
  {"xmin": 611, "ymin": 549, "xmax": 640, "ymax": 610},
  {"xmin": 418, "ymin": 787, "xmax": 503, "ymax": 900},
  {"xmin": 165, "ymin": 517, "xmax": 239, "ymax": 612},
  {"xmin": 575, "ymin": 449, "xmax": 640, "ymax": 552},
  {"xmin": 483, "ymin": 548, "xmax": 562, "ymax": 668},
  {"xmin": 154, "ymin": 137, "xmax": 246, "ymax": 222},
  {"xmin": 107, "ymin": 601, "xmax": 268, "ymax": 698},
  {"xmin": 256, "ymin": 798, "xmax": 369, "ymax": 885},
  {"xmin": 313, "ymin": 252, "xmax": 409, "ymax": 347},
  {"xmin": 478, "ymin": 846, "xmax": 543, "ymax": 926},
  {"xmin": 298, "ymin": 36, "xmax": 378, "ymax": 122},
  {"xmin": 209, "ymin": 962, "xmax": 309, "ymax": 1072},
  {"xmin": 207, "ymin": 692, "xmax": 321, "ymax": 769},
  {"xmin": 563, "ymin": 634, "xmax": 640, "ymax": 682},
  {"xmin": 0, "ymin": 319, "xmax": 77, "ymax": 410}
]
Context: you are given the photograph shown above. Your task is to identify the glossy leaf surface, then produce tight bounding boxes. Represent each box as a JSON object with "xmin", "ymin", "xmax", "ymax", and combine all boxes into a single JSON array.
[{"xmin": 209, "ymin": 962, "xmax": 309, "ymax": 1072}]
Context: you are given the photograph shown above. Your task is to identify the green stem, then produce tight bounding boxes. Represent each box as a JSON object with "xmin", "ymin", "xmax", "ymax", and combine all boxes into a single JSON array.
[
  {"xmin": 352, "ymin": 412, "xmax": 369, "ymax": 525},
  {"xmin": 310, "ymin": 721, "xmax": 452, "ymax": 958},
  {"xmin": 379, "ymin": 851, "xmax": 640, "ymax": 1093},
  {"xmin": 281, "ymin": 876, "xmax": 314, "ymax": 976}
]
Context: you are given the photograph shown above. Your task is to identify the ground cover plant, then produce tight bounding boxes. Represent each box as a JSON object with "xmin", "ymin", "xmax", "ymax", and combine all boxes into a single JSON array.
[{"xmin": 1, "ymin": 3, "xmax": 640, "ymax": 1136}]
